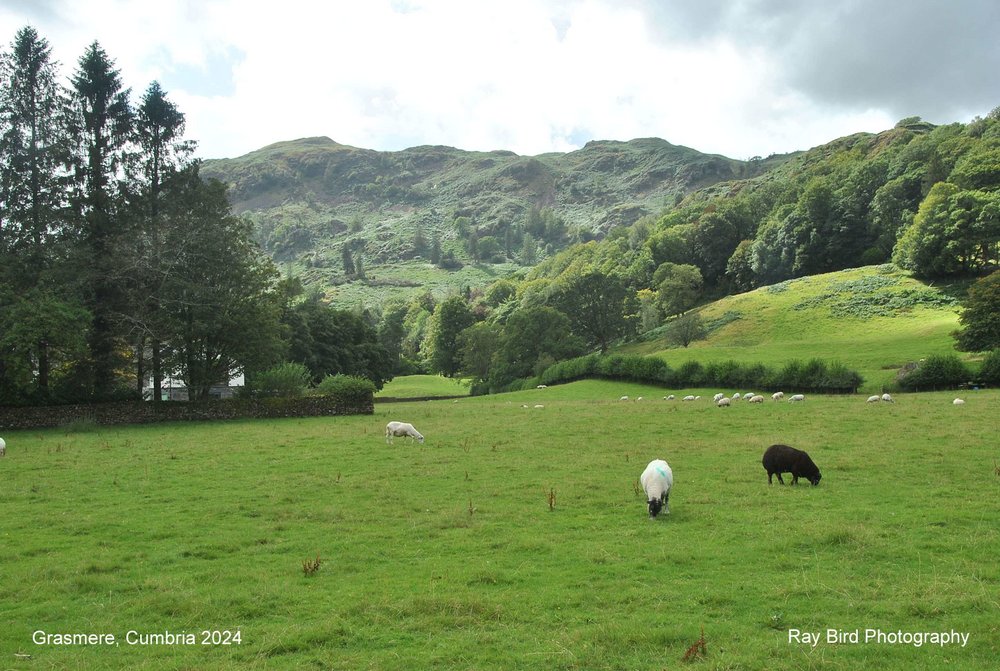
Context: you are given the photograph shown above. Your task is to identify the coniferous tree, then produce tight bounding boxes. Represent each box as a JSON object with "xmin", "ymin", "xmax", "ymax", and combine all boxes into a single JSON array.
[
  {"xmin": 69, "ymin": 41, "xmax": 134, "ymax": 398},
  {"xmin": 0, "ymin": 26, "xmax": 77, "ymax": 396},
  {"xmin": 131, "ymin": 80, "xmax": 193, "ymax": 400}
]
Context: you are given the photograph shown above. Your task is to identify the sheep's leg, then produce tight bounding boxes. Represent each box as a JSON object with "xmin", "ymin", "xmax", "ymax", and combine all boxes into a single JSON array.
[
  {"xmin": 776, "ymin": 473, "xmax": 785, "ymax": 485},
  {"xmin": 791, "ymin": 474, "xmax": 799, "ymax": 485},
  {"xmin": 662, "ymin": 492, "xmax": 669, "ymax": 514}
]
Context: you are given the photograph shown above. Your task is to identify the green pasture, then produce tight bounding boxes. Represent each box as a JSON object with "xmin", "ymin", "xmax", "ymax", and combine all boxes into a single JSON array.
[
  {"xmin": 1, "ymin": 380, "xmax": 997, "ymax": 670},
  {"xmin": 376, "ymin": 374, "xmax": 470, "ymax": 399},
  {"xmin": 622, "ymin": 266, "xmax": 968, "ymax": 393}
]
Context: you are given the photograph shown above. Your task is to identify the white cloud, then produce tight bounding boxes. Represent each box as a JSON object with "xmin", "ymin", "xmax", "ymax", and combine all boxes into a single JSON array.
[{"xmin": 1, "ymin": 0, "xmax": 993, "ymax": 160}]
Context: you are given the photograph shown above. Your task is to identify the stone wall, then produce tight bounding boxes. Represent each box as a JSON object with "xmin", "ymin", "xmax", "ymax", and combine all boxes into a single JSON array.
[{"xmin": 0, "ymin": 393, "xmax": 373, "ymax": 431}]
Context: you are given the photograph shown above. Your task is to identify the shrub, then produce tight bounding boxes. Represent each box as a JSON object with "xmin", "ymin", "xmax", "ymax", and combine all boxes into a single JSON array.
[
  {"xmin": 898, "ymin": 354, "xmax": 973, "ymax": 390},
  {"xmin": 315, "ymin": 374, "xmax": 376, "ymax": 397},
  {"xmin": 977, "ymin": 349, "xmax": 1000, "ymax": 385},
  {"xmin": 251, "ymin": 362, "xmax": 311, "ymax": 398}
]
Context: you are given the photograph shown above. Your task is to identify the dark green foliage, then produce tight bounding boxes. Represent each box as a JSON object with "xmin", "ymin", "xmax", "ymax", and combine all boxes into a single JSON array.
[
  {"xmin": 285, "ymin": 297, "xmax": 393, "ymax": 389},
  {"xmin": 897, "ymin": 354, "xmax": 973, "ymax": 390},
  {"xmin": 249, "ymin": 362, "xmax": 311, "ymax": 398},
  {"xmin": 315, "ymin": 373, "xmax": 376, "ymax": 397},
  {"xmin": 551, "ymin": 268, "xmax": 636, "ymax": 353},
  {"xmin": 490, "ymin": 306, "xmax": 586, "ymax": 388},
  {"xmin": 428, "ymin": 296, "xmax": 475, "ymax": 377},
  {"xmin": 532, "ymin": 353, "xmax": 861, "ymax": 392},
  {"xmin": 955, "ymin": 270, "xmax": 1000, "ymax": 352},
  {"xmin": 977, "ymin": 349, "xmax": 1000, "ymax": 384},
  {"xmin": 665, "ymin": 312, "xmax": 708, "ymax": 347}
]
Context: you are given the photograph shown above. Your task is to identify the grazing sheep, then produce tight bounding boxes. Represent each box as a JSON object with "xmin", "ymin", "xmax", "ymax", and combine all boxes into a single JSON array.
[
  {"xmin": 866, "ymin": 395, "xmax": 881, "ymax": 403},
  {"xmin": 741, "ymin": 393, "xmax": 752, "ymax": 400},
  {"xmin": 682, "ymin": 395, "xmax": 696, "ymax": 401},
  {"xmin": 772, "ymin": 391, "xmax": 784, "ymax": 401},
  {"xmin": 534, "ymin": 404, "xmax": 545, "ymax": 409},
  {"xmin": 664, "ymin": 394, "xmax": 676, "ymax": 400},
  {"xmin": 732, "ymin": 392, "xmax": 741, "ymax": 400},
  {"xmin": 640, "ymin": 459, "xmax": 674, "ymax": 518},
  {"xmin": 713, "ymin": 393, "xmax": 725, "ymax": 402},
  {"xmin": 749, "ymin": 395, "xmax": 764, "ymax": 403},
  {"xmin": 788, "ymin": 394, "xmax": 805, "ymax": 402},
  {"xmin": 881, "ymin": 393, "xmax": 894, "ymax": 403},
  {"xmin": 0, "ymin": 436, "xmax": 5, "ymax": 457},
  {"xmin": 762, "ymin": 444, "xmax": 821, "ymax": 486},
  {"xmin": 694, "ymin": 395, "xmax": 702, "ymax": 400},
  {"xmin": 953, "ymin": 398, "xmax": 965, "ymax": 405},
  {"xmin": 536, "ymin": 384, "xmax": 547, "ymax": 389},
  {"xmin": 385, "ymin": 421, "xmax": 424, "ymax": 444},
  {"xmin": 636, "ymin": 396, "xmax": 643, "ymax": 402},
  {"xmin": 717, "ymin": 397, "xmax": 731, "ymax": 407},
  {"xmin": 619, "ymin": 396, "xmax": 629, "ymax": 401}
]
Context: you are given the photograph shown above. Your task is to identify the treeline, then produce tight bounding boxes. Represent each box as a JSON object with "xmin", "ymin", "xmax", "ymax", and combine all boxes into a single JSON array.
[
  {"xmin": 0, "ymin": 27, "xmax": 391, "ymax": 405},
  {"xmin": 519, "ymin": 114, "xmax": 1000, "ymax": 322}
]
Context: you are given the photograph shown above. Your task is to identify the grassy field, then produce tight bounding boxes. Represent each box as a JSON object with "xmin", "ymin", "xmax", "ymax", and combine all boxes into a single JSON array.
[
  {"xmin": 621, "ymin": 266, "xmax": 968, "ymax": 393},
  {"xmin": 376, "ymin": 374, "xmax": 470, "ymax": 399},
  {"xmin": 1, "ymin": 380, "xmax": 997, "ymax": 670}
]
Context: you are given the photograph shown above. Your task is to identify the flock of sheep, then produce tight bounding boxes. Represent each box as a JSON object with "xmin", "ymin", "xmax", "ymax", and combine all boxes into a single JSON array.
[{"xmin": 384, "ymin": 387, "xmax": 974, "ymax": 521}]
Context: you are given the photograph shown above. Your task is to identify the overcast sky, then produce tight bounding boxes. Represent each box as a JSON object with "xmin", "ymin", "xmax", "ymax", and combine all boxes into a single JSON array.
[{"xmin": 2, "ymin": 0, "xmax": 998, "ymax": 160}]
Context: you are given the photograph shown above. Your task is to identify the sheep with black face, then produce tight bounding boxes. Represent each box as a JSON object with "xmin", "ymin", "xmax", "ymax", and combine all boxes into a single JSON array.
[
  {"xmin": 762, "ymin": 444, "xmax": 821, "ymax": 486},
  {"xmin": 640, "ymin": 459, "xmax": 674, "ymax": 518}
]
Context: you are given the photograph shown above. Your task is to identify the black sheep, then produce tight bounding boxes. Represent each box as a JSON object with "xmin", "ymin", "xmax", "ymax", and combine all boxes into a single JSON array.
[{"xmin": 762, "ymin": 444, "xmax": 821, "ymax": 486}]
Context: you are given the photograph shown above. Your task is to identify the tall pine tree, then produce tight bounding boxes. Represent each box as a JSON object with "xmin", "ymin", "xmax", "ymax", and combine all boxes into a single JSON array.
[{"xmin": 70, "ymin": 41, "xmax": 133, "ymax": 398}]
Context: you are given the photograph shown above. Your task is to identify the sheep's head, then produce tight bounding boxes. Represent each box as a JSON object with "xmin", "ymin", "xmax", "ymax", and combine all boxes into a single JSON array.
[
  {"xmin": 648, "ymin": 498, "xmax": 664, "ymax": 518},
  {"xmin": 809, "ymin": 472, "xmax": 821, "ymax": 486},
  {"xmin": 417, "ymin": 435, "xmax": 425, "ymax": 444}
]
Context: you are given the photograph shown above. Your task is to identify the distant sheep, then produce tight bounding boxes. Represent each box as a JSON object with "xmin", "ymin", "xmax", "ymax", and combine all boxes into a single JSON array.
[
  {"xmin": 749, "ymin": 395, "xmax": 764, "ymax": 403},
  {"xmin": 788, "ymin": 394, "xmax": 805, "ymax": 402},
  {"xmin": 636, "ymin": 397, "xmax": 643, "ymax": 402},
  {"xmin": 0, "ymin": 436, "xmax": 5, "ymax": 457},
  {"xmin": 743, "ymin": 392, "xmax": 755, "ymax": 400},
  {"xmin": 619, "ymin": 396, "xmax": 629, "ymax": 401},
  {"xmin": 762, "ymin": 444, "xmax": 821, "ymax": 486},
  {"xmin": 536, "ymin": 384, "xmax": 547, "ymax": 389},
  {"xmin": 713, "ymin": 393, "xmax": 725, "ymax": 402},
  {"xmin": 682, "ymin": 395, "xmax": 696, "ymax": 401},
  {"xmin": 640, "ymin": 459, "xmax": 674, "ymax": 518},
  {"xmin": 953, "ymin": 398, "xmax": 965, "ymax": 405},
  {"xmin": 881, "ymin": 393, "xmax": 894, "ymax": 403},
  {"xmin": 664, "ymin": 394, "xmax": 676, "ymax": 400},
  {"xmin": 385, "ymin": 421, "xmax": 424, "ymax": 444},
  {"xmin": 772, "ymin": 392, "xmax": 784, "ymax": 401},
  {"xmin": 717, "ymin": 397, "xmax": 731, "ymax": 407},
  {"xmin": 534, "ymin": 404, "xmax": 545, "ymax": 409},
  {"xmin": 732, "ymin": 392, "xmax": 741, "ymax": 400},
  {"xmin": 866, "ymin": 395, "xmax": 881, "ymax": 403}
]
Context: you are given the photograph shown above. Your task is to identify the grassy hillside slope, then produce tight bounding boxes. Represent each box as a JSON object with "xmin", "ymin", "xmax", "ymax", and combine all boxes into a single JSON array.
[
  {"xmin": 621, "ymin": 265, "xmax": 966, "ymax": 392},
  {"xmin": 1, "ymin": 380, "xmax": 996, "ymax": 669}
]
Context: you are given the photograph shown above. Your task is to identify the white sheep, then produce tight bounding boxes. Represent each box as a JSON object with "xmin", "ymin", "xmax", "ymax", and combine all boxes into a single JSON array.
[
  {"xmin": 866, "ymin": 395, "xmax": 881, "ymax": 403},
  {"xmin": 682, "ymin": 395, "xmax": 696, "ymax": 401},
  {"xmin": 743, "ymin": 392, "xmax": 754, "ymax": 400},
  {"xmin": 732, "ymin": 392, "xmax": 741, "ymax": 400},
  {"xmin": 664, "ymin": 394, "xmax": 676, "ymax": 400},
  {"xmin": 0, "ymin": 436, "xmax": 5, "ymax": 457},
  {"xmin": 640, "ymin": 459, "xmax": 674, "ymax": 519},
  {"xmin": 713, "ymin": 393, "xmax": 725, "ymax": 402},
  {"xmin": 749, "ymin": 395, "xmax": 764, "ymax": 403},
  {"xmin": 534, "ymin": 404, "xmax": 545, "ymax": 409},
  {"xmin": 788, "ymin": 394, "xmax": 805, "ymax": 402},
  {"xmin": 636, "ymin": 396, "xmax": 643, "ymax": 402},
  {"xmin": 772, "ymin": 391, "xmax": 784, "ymax": 401},
  {"xmin": 881, "ymin": 393, "xmax": 894, "ymax": 403},
  {"xmin": 717, "ymin": 397, "xmax": 731, "ymax": 407},
  {"xmin": 385, "ymin": 421, "xmax": 424, "ymax": 444},
  {"xmin": 694, "ymin": 395, "xmax": 702, "ymax": 400},
  {"xmin": 619, "ymin": 395, "xmax": 629, "ymax": 401},
  {"xmin": 953, "ymin": 398, "xmax": 965, "ymax": 405},
  {"xmin": 536, "ymin": 384, "xmax": 547, "ymax": 389}
]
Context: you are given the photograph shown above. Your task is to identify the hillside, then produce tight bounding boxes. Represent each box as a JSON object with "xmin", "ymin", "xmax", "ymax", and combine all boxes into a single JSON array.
[
  {"xmin": 201, "ymin": 136, "xmax": 780, "ymax": 303},
  {"xmin": 619, "ymin": 265, "xmax": 967, "ymax": 392}
]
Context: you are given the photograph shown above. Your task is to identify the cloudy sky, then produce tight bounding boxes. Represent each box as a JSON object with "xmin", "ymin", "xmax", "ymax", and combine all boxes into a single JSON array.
[{"xmin": 2, "ymin": 0, "xmax": 998, "ymax": 160}]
